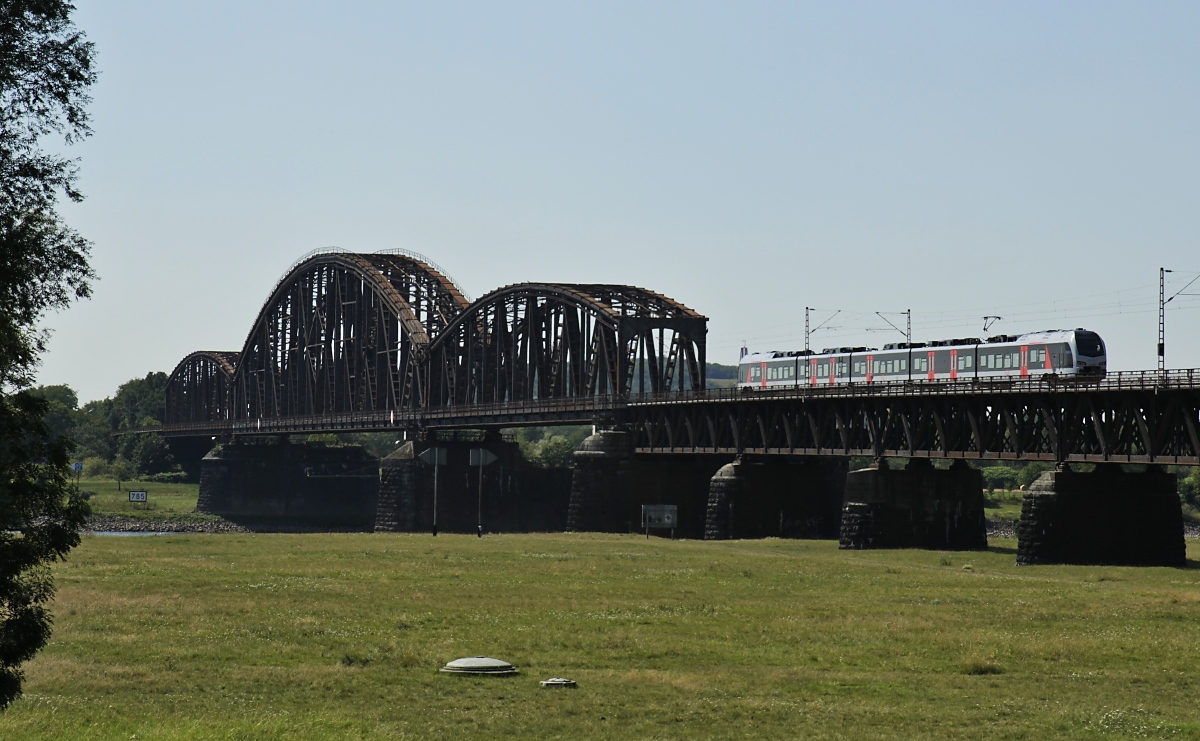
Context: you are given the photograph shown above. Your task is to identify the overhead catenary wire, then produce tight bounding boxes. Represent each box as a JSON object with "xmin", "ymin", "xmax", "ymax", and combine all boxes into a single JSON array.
[{"xmin": 723, "ymin": 272, "xmax": 1200, "ymax": 355}]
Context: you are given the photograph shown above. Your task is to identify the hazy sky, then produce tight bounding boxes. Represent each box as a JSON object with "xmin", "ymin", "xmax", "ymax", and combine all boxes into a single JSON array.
[{"xmin": 38, "ymin": 1, "xmax": 1200, "ymax": 403}]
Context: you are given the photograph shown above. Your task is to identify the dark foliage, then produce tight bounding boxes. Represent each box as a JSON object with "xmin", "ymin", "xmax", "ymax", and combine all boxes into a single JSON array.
[
  {"xmin": 0, "ymin": 392, "xmax": 89, "ymax": 708},
  {"xmin": 0, "ymin": 0, "xmax": 96, "ymax": 710}
]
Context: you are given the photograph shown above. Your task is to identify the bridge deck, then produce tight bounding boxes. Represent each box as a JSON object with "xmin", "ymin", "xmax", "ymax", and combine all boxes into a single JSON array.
[{"xmin": 151, "ymin": 370, "xmax": 1200, "ymax": 466}]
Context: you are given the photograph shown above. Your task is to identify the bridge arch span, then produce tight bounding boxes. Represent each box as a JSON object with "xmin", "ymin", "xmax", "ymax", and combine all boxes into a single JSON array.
[
  {"xmin": 427, "ymin": 283, "xmax": 707, "ymax": 406},
  {"xmin": 232, "ymin": 250, "xmax": 471, "ymax": 418},
  {"xmin": 165, "ymin": 350, "xmax": 240, "ymax": 425}
]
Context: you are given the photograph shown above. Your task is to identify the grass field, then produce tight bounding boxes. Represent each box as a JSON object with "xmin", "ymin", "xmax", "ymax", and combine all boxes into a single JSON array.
[
  {"xmin": 1, "ymin": 533, "xmax": 1198, "ymax": 739},
  {"xmin": 77, "ymin": 477, "xmax": 200, "ymax": 519},
  {"xmin": 984, "ymin": 490, "xmax": 1025, "ymax": 524}
]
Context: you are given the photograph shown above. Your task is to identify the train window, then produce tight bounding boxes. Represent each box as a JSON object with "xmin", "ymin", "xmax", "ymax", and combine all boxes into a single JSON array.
[
  {"xmin": 900, "ymin": 359, "xmax": 907, "ymax": 371},
  {"xmin": 873, "ymin": 360, "xmax": 880, "ymax": 373},
  {"xmin": 750, "ymin": 366, "xmax": 761, "ymax": 380},
  {"xmin": 1075, "ymin": 331, "xmax": 1104, "ymax": 357},
  {"xmin": 964, "ymin": 356, "xmax": 973, "ymax": 369},
  {"xmin": 836, "ymin": 362, "xmax": 847, "ymax": 375}
]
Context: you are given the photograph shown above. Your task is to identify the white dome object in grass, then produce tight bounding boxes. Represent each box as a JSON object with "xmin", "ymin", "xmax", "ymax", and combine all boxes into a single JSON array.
[
  {"xmin": 540, "ymin": 677, "xmax": 577, "ymax": 688},
  {"xmin": 439, "ymin": 656, "xmax": 518, "ymax": 676}
]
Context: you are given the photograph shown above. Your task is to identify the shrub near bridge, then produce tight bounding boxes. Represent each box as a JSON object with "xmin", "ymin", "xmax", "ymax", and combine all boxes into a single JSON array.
[{"xmin": 0, "ymin": 533, "xmax": 1199, "ymax": 739}]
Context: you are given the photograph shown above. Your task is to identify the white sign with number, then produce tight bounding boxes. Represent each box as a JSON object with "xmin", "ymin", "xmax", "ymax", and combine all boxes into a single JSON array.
[{"xmin": 128, "ymin": 490, "xmax": 148, "ymax": 503}]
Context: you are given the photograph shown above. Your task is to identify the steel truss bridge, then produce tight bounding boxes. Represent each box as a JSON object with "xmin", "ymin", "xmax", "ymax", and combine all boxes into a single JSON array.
[{"xmin": 162, "ymin": 250, "xmax": 1200, "ymax": 466}]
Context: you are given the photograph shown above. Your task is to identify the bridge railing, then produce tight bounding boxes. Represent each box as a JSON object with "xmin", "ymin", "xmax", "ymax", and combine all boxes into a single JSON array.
[
  {"xmin": 151, "ymin": 369, "xmax": 1200, "ymax": 435},
  {"xmin": 627, "ymin": 368, "xmax": 1200, "ymax": 404}
]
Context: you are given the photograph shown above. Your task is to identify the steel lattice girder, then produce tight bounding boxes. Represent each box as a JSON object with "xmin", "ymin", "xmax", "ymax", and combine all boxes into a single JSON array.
[
  {"xmin": 227, "ymin": 252, "xmax": 469, "ymax": 419},
  {"xmin": 425, "ymin": 283, "xmax": 707, "ymax": 406},
  {"xmin": 164, "ymin": 256, "xmax": 709, "ymax": 424},
  {"xmin": 628, "ymin": 387, "xmax": 1200, "ymax": 464},
  {"xmin": 164, "ymin": 351, "xmax": 239, "ymax": 424}
]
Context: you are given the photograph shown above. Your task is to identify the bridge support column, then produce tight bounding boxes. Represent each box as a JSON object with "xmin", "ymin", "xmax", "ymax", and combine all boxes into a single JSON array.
[
  {"xmin": 198, "ymin": 439, "xmax": 380, "ymax": 528},
  {"xmin": 375, "ymin": 444, "xmax": 421, "ymax": 532},
  {"xmin": 1017, "ymin": 465, "xmax": 1184, "ymax": 566},
  {"xmin": 704, "ymin": 462, "xmax": 743, "ymax": 540},
  {"xmin": 375, "ymin": 436, "xmax": 552, "ymax": 534},
  {"xmin": 704, "ymin": 457, "xmax": 848, "ymax": 540},
  {"xmin": 619, "ymin": 455, "xmax": 728, "ymax": 538},
  {"xmin": 839, "ymin": 459, "xmax": 986, "ymax": 550},
  {"xmin": 567, "ymin": 431, "xmax": 631, "ymax": 532}
]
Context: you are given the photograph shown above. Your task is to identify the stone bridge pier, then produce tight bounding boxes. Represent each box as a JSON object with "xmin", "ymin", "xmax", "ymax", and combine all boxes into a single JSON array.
[
  {"xmin": 703, "ymin": 457, "xmax": 847, "ymax": 540},
  {"xmin": 837, "ymin": 458, "xmax": 988, "ymax": 551},
  {"xmin": 1016, "ymin": 465, "xmax": 1185, "ymax": 566},
  {"xmin": 568, "ymin": 430, "xmax": 847, "ymax": 539},
  {"xmin": 567, "ymin": 430, "xmax": 732, "ymax": 538},
  {"xmin": 375, "ymin": 434, "xmax": 573, "ymax": 534},
  {"xmin": 198, "ymin": 438, "xmax": 380, "ymax": 527}
]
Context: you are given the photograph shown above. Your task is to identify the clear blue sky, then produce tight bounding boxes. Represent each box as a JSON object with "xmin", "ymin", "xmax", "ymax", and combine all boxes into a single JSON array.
[{"xmin": 39, "ymin": 1, "xmax": 1200, "ymax": 403}]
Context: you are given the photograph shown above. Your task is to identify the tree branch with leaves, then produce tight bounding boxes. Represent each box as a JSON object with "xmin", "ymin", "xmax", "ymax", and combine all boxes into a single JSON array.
[{"xmin": 0, "ymin": 0, "xmax": 96, "ymax": 709}]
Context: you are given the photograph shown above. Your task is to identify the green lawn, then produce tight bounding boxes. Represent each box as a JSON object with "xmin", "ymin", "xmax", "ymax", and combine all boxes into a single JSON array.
[
  {"xmin": 1, "ymin": 533, "xmax": 1198, "ymax": 739},
  {"xmin": 984, "ymin": 490, "xmax": 1024, "ymax": 524},
  {"xmin": 77, "ymin": 476, "xmax": 200, "ymax": 519}
]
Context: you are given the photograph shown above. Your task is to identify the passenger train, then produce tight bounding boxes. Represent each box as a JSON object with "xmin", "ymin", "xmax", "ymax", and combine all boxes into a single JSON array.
[{"xmin": 737, "ymin": 329, "xmax": 1106, "ymax": 389}]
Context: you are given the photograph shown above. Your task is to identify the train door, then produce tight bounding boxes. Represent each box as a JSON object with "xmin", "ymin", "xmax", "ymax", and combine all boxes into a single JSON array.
[
  {"xmin": 1020, "ymin": 346, "xmax": 1029, "ymax": 379},
  {"xmin": 761, "ymin": 361, "xmax": 767, "ymax": 388},
  {"xmin": 949, "ymin": 350, "xmax": 958, "ymax": 381},
  {"xmin": 927, "ymin": 350, "xmax": 935, "ymax": 381},
  {"xmin": 810, "ymin": 357, "xmax": 818, "ymax": 387},
  {"xmin": 829, "ymin": 356, "xmax": 837, "ymax": 385},
  {"xmin": 866, "ymin": 354, "xmax": 874, "ymax": 384}
]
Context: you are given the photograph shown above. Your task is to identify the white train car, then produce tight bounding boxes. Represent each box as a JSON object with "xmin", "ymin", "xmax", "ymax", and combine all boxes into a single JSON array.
[{"xmin": 737, "ymin": 329, "xmax": 1106, "ymax": 389}]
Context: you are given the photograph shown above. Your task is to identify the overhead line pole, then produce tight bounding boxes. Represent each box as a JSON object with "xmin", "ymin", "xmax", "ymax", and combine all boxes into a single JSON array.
[{"xmin": 1159, "ymin": 268, "xmax": 1169, "ymax": 376}]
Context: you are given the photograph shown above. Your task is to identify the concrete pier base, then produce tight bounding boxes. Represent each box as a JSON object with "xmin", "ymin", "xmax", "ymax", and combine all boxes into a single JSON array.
[
  {"xmin": 197, "ymin": 439, "xmax": 379, "ymax": 527},
  {"xmin": 1016, "ymin": 466, "xmax": 1185, "ymax": 566},
  {"xmin": 839, "ymin": 459, "xmax": 987, "ymax": 550}
]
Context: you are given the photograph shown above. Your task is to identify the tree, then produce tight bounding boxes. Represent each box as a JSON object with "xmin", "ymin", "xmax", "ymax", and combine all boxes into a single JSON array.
[
  {"xmin": 1017, "ymin": 462, "xmax": 1052, "ymax": 490},
  {"xmin": 1179, "ymin": 467, "xmax": 1200, "ymax": 508},
  {"xmin": 28, "ymin": 384, "xmax": 76, "ymax": 443},
  {"xmin": 980, "ymin": 466, "xmax": 1018, "ymax": 493},
  {"xmin": 0, "ymin": 0, "xmax": 96, "ymax": 709}
]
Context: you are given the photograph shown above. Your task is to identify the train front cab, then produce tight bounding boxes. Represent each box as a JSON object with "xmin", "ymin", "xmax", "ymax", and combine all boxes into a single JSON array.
[{"xmin": 1071, "ymin": 330, "xmax": 1107, "ymax": 377}]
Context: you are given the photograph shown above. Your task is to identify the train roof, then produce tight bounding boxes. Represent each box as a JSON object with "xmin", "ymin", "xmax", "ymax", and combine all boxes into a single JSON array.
[{"xmin": 739, "ymin": 329, "xmax": 1100, "ymax": 362}]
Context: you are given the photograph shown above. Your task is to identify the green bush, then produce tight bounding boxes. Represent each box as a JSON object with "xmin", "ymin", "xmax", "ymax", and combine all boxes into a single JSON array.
[
  {"xmin": 82, "ymin": 456, "xmax": 111, "ymax": 478},
  {"xmin": 1017, "ymin": 462, "xmax": 1053, "ymax": 490},
  {"xmin": 144, "ymin": 471, "xmax": 189, "ymax": 484},
  {"xmin": 981, "ymin": 466, "xmax": 1019, "ymax": 492},
  {"xmin": 1179, "ymin": 468, "xmax": 1200, "ymax": 507}
]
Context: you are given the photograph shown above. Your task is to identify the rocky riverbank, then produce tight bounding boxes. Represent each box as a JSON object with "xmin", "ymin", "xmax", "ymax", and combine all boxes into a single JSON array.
[
  {"xmin": 85, "ymin": 515, "xmax": 1200, "ymax": 539},
  {"xmin": 84, "ymin": 515, "xmax": 370, "ymax": 534},
  {"xmin": 987, "ymin": 517, "xmax": 1200, "ymax": 540}
]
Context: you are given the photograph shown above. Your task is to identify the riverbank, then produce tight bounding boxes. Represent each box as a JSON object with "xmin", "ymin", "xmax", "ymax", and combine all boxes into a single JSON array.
[
  {"xmin": 84, "ymin": 514, "xmax": 370, "ymax": 534},
  {"xmin": 85, "ymin": 514, "xmax": 1200, "ymax": 539}
]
